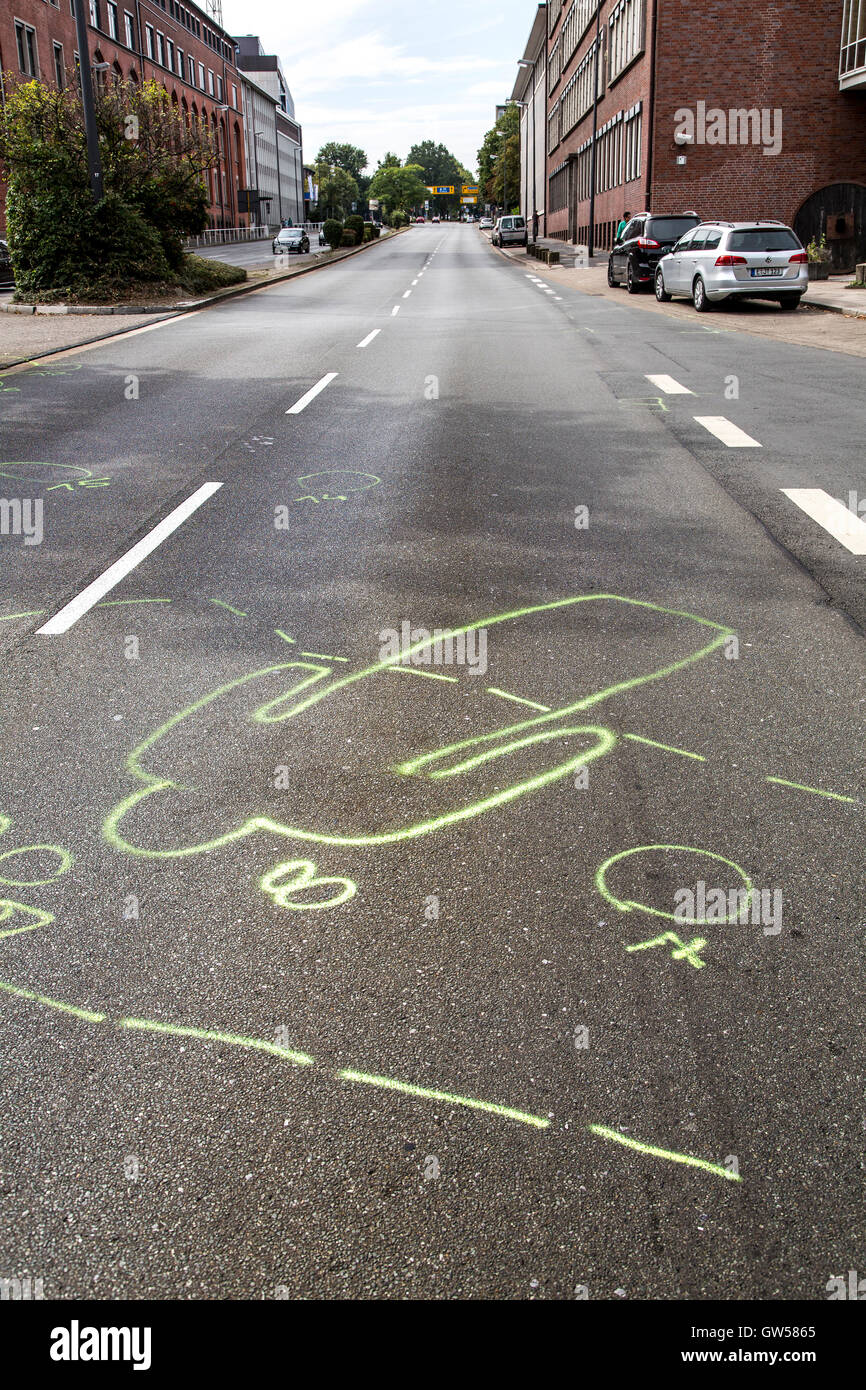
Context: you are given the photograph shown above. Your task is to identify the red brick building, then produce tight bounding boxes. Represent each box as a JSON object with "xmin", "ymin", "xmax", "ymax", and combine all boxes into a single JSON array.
[
  {"xmin": 535, "ymin": 0, "xmax": 866, "ymax": 268},
  {"xmin": 0, "ymin": 0, "xmax": 247, "ymax": 228}
]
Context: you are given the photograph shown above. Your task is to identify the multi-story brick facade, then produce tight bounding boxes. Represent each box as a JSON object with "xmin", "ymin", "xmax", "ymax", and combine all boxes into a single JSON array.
[
  {"xmin": 528, "ymin": 0, "xmax": 866, "ymax": 268},
  {"xmin": 1, "ymin": 0, "xmax": 247, "ymax": 228}
]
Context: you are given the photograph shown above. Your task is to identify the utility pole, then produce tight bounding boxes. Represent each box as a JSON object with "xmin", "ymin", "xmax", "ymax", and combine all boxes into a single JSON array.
[
  {"xmin": 73, "ymin": 0, "xmax": 104, "ymax": 204},
  {"xmin": 587, "ymin": 3, "xmax": 602, "ymax": 259}
]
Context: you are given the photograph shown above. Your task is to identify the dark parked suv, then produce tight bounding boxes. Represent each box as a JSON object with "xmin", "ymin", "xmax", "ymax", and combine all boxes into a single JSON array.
[
  {"xmin": 608, "ymin": 211, "xmax": 701, "ymax": 293},
  {"xmin": 0, "ymin": 239, "xmax": 14, "ymax": 287}
]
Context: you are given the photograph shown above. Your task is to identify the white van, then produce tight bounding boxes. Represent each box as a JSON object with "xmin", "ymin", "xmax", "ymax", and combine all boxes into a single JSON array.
[{"xmin": 492, "ymin": 216, "xmax": 527, "ymax": 248}]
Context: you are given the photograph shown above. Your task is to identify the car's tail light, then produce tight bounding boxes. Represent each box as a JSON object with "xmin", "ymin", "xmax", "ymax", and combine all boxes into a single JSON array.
[
  {"xmin": 788, "ymin": 252, "xmax": 808, "ymax": 264},
  {"xmin": 637, "ymin": 236, "xmax": 660, "ymax": 248},
  {"xmin": 715, "ymin": 254, "xmax": 747, "ymax": 266}
]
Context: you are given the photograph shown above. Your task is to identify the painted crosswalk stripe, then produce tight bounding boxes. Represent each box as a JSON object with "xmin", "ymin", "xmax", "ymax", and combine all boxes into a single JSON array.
[
  {"xmin": 646, "ymin": 374, "xmax": 693, "ymax": 395},
  {"xmin": 37, "ymin": 483, "xmax": 223, "ymax": 635},
  {"xmin": 286, "ymin": 373, "xmax": 338, "ymax": 415},
  {"xmin": 781, "ymin": 488, "xmax": 866, "ymax": 555},
  {"xmin": 694, "ymin": 416, "xmax": 762, "ymax": 448}
]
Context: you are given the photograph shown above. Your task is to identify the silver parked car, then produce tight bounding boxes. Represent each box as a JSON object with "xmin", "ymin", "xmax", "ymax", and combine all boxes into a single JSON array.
[
  {"xmin": 654, "ymin": 221, "xmax": 808, "ymax": 312},
  {"xmin": 492, "ymin": 215, "xmax": 527, "ymax": 248}
]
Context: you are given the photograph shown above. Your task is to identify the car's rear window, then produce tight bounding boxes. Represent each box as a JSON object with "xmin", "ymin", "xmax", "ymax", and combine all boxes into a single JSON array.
[
  {"xmin": 728, "ymin": 228, "xmax": 800, "ymax": 251},
  {"xmin": 648, "ymin": 216, "xmax": 700, "ymax": 241},
  {"xmin": 512, "ymin": 218, "xmax": 526, "ymax": 228}
]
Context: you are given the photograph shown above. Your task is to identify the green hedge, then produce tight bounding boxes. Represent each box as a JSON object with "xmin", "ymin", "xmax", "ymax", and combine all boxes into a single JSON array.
[
  {"xmin": 340, "ymin": 230, "xmax": 357, "ymax": 246},
  {"xmin": 179, "ymin": 254, "xmax": 246, "ymax": 295},
  {"xmin": 322, "ymin": 218, "xmax": 344, "ymax": 250}
]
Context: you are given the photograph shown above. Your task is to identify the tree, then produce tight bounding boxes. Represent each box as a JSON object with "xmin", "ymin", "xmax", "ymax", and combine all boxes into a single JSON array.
[
  {"xmin": 478, "ymin": 104, "xmax": 520, "ymax": 213},
  {"xmin": 367, "ymin": 162, "xmax": 428, "ymax": 221},
  {"xmin": 314, "ymin": 162, "xmax": 360, "ymax": 220},
  {"xmin": 377, "ymin": 151, "xmax": 402, "ymax": 169},
  {"xmin": 406, "ymin": 140, "xmax": 474, "ymax": 217},
  {"xmin": 0, "ymin": 76, "xmax": 217, "ymax": 299},
  {"xmin": 315, "ymin": 142, "xmax": 369, "ymax": 198}
]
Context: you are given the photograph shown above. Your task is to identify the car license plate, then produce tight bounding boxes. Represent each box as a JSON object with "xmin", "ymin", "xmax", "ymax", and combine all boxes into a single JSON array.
[{"xmin": 750, "ymin": 268, "xmax": 782, "ymax": 277}]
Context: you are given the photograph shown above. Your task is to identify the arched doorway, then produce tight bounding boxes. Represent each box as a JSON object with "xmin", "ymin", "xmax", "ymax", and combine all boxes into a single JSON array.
[{"xmin": 794, "ymin": 183, "xmax": 866, "ymax": 272}]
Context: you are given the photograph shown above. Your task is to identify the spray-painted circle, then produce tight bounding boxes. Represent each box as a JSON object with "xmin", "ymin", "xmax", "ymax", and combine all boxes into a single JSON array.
[
  {"xmin": 0, "ymin": 845, "xmax": 74, "ymax": 887},
  {"xmin": 595, "ymin": 844, "xmax": 753, "ymax": 924}
]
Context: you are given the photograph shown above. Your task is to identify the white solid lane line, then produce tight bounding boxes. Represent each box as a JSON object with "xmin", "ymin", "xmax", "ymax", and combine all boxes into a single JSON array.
[
  {"xmin": 357, "ymin": 330, "xmax": 381, "ymax": 348},
  {"xmin": 781, "ymin": 488, "xmax": 866, "ymax": 555},
  {"xmin": 286, "ymin": 372, "xmax": 339, "ymax": 414},
  {"xmin": 694, "ymin": 416, "xmax": 762, "ymax": 448},
  {"xmin": 37, "ymin": 482, "xmax": 223, "ymax": 635},
  {"xmin": 646, "ymin": 374, "xmax": 694, "ymax": 395}
]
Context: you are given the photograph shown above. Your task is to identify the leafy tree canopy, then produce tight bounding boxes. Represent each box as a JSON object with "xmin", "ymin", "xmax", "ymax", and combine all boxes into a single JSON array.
[
  {"xmin": 477, "ymin": 103, "xmax": 520, "ymax": 213},
  {"xmin": 367, "ymin": 162, "xmax": 428, "ymax": 219}
]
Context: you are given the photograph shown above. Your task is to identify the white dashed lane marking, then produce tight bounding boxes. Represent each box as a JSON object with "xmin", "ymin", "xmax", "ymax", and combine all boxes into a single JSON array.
[
  {"xmin": 357, "ymin": 330, "xmax": 380, "ymax": 348},
  {"xmin": 646, "ymin": 374, "xmax": 694, "ymax": 395},
  {"xmin": 694, "ymin": 416, "xmax": 762, "ymax": 448},
  {"xmin": 37, "ymin": 483, "xmax": 223, "ymax": 635},
  {"xmin": 286, "ymin": 373, "xmax": 339, "ymax": 415},
  {"xmin": 781, "ymin": 488, "xmax": 866, "ymax": 555}
]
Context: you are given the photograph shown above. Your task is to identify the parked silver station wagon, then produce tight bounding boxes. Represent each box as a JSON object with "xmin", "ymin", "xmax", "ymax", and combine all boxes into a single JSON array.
[{"xmin": 654, "ymin": 221, "xmax": 809, "ymax": 312}]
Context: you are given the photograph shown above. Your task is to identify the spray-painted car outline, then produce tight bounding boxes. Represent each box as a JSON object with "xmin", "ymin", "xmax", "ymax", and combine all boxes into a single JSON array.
[{"xmin": 103, "ymin": 595, "xmax": 734, "ymax": 864}]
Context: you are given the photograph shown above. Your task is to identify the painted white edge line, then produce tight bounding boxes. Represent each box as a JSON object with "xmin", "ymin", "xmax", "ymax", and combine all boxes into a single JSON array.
[
  {"xmin": 357, "ymin": 329, "xmax": 381, "ymax": 348},
  {"xmin": 37, "ymin": 482, "xmax": 223, "ymax": 635},
  {"xmin": 781, "ymin": 488, "xmax": 866, "ymax": 555},
  {"xmin": 286, "ymin": 372, "xmax": 338, "ymax": 414},
  {"xmin": 694, "ymin": 416, "xmax": 762, "ymax": 448},
  {"xmin": 646, "ymin": 373, "xmax": 694, "ymax": 395}
]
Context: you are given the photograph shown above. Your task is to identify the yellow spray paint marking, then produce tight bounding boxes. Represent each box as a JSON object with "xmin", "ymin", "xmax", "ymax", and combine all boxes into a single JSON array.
[
  {"xmin": 100, "ymin": 596, "xmax": 733, "ymax": 878},
  {"xmin": 626, "ymin": 931, "xmax": 708, "ymax": 969},
  {"xmin": 624, "ymin": 733, "xmax": 706, "ymax": 762},
  {"xmin": 0, "ymin": 901, "xmax": 55, "ymax": 940},
  {"xmin": 292, "ymin": 470, "xmax": 381, "ymax": 504},
  {"xmin": 388, "ymin": 666, "xmax": 459, "ymax": 683},
  {"xmin": 338, "ymin": 1070, "xmax": 550, "ymax": 1129},
  {"xmin": 260, "ymin": 860, "xmax": 357, "ymax": 911},
  {"xmin": 596, "ymin": 845, "xmax": 753, "ymax": 925},
  {"xmin": 0, "ymin": 610, "xmax": 46, "ymax": 623},
  {"xmin": 766, "ymin": 776, "xmax": 858, "ymax": 805},
  {"xmin": 208, "ymin": 599, "xmax": 247, "ymax": 617},
  {"xmin": 589, "ymin": 1125, "xmax": 741, "ymax": 1182},
  {"xmin": 486, "ymin": 687, "xmax": 551, "ymax": 712}
]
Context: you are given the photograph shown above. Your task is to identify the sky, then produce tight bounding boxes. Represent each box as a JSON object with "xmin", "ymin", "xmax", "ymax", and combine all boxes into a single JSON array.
[{"xmin": 222, "ymin": 0, "xmax": 535, "ymax": 176}]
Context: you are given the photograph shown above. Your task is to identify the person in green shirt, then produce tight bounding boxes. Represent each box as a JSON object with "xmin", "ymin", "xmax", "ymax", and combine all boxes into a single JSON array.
[{"xmin": 616, "ymin": 211, "xmax": 631, "ymax": 240}]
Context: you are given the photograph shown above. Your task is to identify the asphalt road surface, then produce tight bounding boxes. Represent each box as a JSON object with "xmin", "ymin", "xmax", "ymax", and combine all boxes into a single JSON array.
[
  {"xmin": 196, "ymin": 235, "xmax": 326, "ymax": 270},
  {"xmin": 0, "ymin": 225, "xmax": 863, "ymax": 1301}
]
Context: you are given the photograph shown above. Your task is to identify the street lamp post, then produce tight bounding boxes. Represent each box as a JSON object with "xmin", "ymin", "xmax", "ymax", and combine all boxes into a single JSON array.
[{"xmin": 73, "ymin": 0, "xmax": 104, "ymax": 204}]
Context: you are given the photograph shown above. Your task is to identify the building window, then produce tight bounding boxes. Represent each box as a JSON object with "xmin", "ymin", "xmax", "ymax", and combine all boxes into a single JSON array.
[
  {"xmin": 124, "ymin": 11, "xmax": 135, "ymax": 48},
  {"xmin": 145, "ymin": 24, "xmax": 154, "ymax": 59},
  {"xmin": 208, "ymin": 69, "xmax": 215, "ymax": 95},
  {"xmin": 53, "ymin": 41, "xmax": 65, "ymax": 87},
  {"xmin": 561, "ymin": 36, "xmax": 605, "ymax": 139},
  {"xmin": 106, "ymin": 2, "xmax": 117, "ymax": 39},
  {"xmin": 177, "ymin": 47, "xmax": 184, "ymax": 76},
  {"xmin": 15, "ymin": 21, "xmax": 38, "ymax": 76},
  {"xmin": 548, "ymin": 100, "xmax": 561, "ymax": 154},
  {"xmin": 623, "ymin": 102, "xmax": 642, "ymax": 182},
  {"xmin": 231, "ymin": 83, "xmax": 238, "ymax": 108},
  {"xmin": 548, "ymin": 162, "xmax": 569, "ymax": 212},
  {"xmin": 89, "ymin": 0, "xmax": 98, "ymax": 27},
  {"xmin": 609, "ymin": 0, "xmax": 645, "ymax": 82},
  {"xmin": 549, "ymin": 38, "xmax": 562, "ymax": 91},
  {"xmin": 156, "ymin": 32, "xmax": 165, "ymax": 66},
  {"xmin": 841, "ymin": 0, "xmax": 866, "ymax": 75},
  {"xmin": 216, "ymin": 75, "xmax": 223, "ymax": 101},
  {"xmin": 198, "ymin": 61, "xmax": 205, "ymax": 89},
  {"xmin": 167, "ymin": 38, "xmax": 174, "ymax": 69}
]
